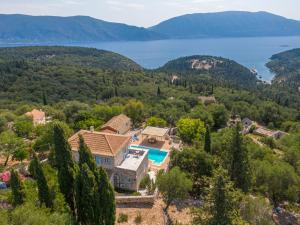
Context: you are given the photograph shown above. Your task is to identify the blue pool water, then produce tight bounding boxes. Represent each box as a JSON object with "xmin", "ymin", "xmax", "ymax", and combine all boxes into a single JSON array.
[{"xmin": 130, "ymin": 145, "xmax": 168, "ymax": 165}]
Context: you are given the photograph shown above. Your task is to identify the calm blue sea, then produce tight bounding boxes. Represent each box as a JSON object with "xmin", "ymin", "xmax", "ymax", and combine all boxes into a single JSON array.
[{"xmin": 1, "ymin": 36, "xmax": 300, "ymax": 81}]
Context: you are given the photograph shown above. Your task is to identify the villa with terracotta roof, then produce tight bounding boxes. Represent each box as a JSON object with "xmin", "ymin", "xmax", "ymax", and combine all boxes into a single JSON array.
[
  {"xmin": 100, "ymin": 114, "xmax": 132, "ymax": 135},
  {"xmin": 68, "ymin": 130, "xmax": 148, "ymax": 191},
  {"xmin": 25, "ymin": 109, "xmax": 46, "ymax": 126}
]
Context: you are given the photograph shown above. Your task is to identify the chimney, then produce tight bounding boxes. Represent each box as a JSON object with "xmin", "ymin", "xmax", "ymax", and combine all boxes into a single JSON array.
[{"xmin": 90, "ymin": 126, "xmax": 94, "ymax": 132}]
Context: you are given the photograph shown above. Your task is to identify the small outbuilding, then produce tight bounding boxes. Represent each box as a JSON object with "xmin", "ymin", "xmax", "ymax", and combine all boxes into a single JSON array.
[{"xmin": 141, "ymin": 126, "xmax": 169, "ymax": 143}]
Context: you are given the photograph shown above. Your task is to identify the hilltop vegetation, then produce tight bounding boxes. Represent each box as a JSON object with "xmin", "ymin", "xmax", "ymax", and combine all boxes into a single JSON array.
[
  {"xmin": 267, "ymin": 48, "xmax": 300, "ymax": 85},
  {"xmin": 159, "ymin": 55, "xmax": 258, "ymax": 88}
]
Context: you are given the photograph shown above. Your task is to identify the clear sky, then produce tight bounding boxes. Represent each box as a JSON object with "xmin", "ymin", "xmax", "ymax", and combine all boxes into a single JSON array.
[{"xmin": 1, "ymin": 0, "xmax": 299, "ymax": 27}]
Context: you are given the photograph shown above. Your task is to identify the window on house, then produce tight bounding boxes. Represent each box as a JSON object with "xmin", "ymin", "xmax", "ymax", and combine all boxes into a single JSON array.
[{"xmin": 95, "ymin": 156, "xmax": 101, "ymax": 165}]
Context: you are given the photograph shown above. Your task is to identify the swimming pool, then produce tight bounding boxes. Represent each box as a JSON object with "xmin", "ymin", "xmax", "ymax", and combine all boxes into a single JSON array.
[{"xmin": 130, "ymin": 145, "xmax": 168, "ymax": 165}]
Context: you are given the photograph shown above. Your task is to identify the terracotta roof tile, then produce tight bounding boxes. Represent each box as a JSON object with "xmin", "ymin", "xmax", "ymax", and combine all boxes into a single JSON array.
[
  {"xmin": 68, "ymin": 130, "xmax": 131, "ymax": 157},
  {"xmin": 25, "ymin": 109, "xmax": 45, "ymax": 122},
  {"xmin": 101, "ymin": 114, "xmax": 130, "ymax": 133}
]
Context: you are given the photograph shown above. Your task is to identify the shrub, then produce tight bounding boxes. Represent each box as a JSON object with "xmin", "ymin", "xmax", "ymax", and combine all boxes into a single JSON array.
[
  {"xmin": 260, "ymin": 137, "xmax": 276, "ymax": 149},
  {"xmin": 139, "ymin": 174, "xmax": 150, "ymax": 189},
  {"xmin": 134, "ymin": 212, "xmax": 142, "ymax": 224},
  {"xmin": 117, "ymin": 213, "xmax": 128, "ymax": 223}
]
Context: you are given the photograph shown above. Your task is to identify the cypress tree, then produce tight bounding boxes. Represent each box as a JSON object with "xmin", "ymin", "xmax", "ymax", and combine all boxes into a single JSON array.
[
  {"xmin": 204, "ymin": 125, "xmax": 211, "ymax": 153},
  {"xmin": 230, "ymin": 124, "xmax": 251, "ymax": 192},
  {"xmin": 157, "ymin": 86, "xmax": 161, "ymax": 96},
  {"xmin": 75, "ymin": 163, "xmax": 97, "ymax": 225},
  {"xmin": 53, "ymin": 123, "xmax": 76, "ymax": 213},
  {"xmin": 114, "ymin": 86, "xmax": 118, "ymax": 97},
  {"xmin": 42, "ymin": 91, "xmax": 48, "ymax": 105},
  {"xmin": 10, "ymin": 170, "xmax": 25, "ymax": 207},
  {"xmin": 76, "ymin": 136, "xmax": 116, "ymax": 225},
  {"xmin": 32, "ymin": 154, "xmax": 53, "ymax": 208},
  {"xmin": 78, "ymin": 135, "xmax": 97, "ymax": 171},
  {"xmin": 211, "ymin": 170, "xmax": 231, "ymax": 225},
  {"xmin": 98, "ymin": 167, "xmax": 116, "ymax": 225}
]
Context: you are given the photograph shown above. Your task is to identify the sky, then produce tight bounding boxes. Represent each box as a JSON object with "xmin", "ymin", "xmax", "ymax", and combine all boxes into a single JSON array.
[{"xmin": 1, "ymin": 0, "xmax": 300, "ymax": 27}]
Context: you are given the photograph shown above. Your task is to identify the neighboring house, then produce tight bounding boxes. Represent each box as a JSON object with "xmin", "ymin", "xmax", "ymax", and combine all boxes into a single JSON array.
[
  {"xmin": 68, "ymin": 130, "xmax": 148, "ymax": 191},
  {"xmin": 254, "ymin": 127, "xmax": 287, "ymax": 140},
  {"xmin": 242, "ymin": 118, "xmax": 253, "ymax": 128},
  {"xmin": 198, "ymin": 96, "xmax": 217, "ymax": 105},
  {"xmin": 25, "ymin": 109, "xmax": 46, "ymax": 126},
  {"xmin": 100, "ymin": 114, "xmax": 132, "ymax": 135},
  {"xmin": 242, "ymin": 118, "xmax": 254, "ymax": 133}
]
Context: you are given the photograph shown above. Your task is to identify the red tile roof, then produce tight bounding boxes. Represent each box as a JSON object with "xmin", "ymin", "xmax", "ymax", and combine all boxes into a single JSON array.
[
  {"xmin": 68, "ymin": 130, "xmax": 131, "ymax": 157},
  {"xmin": 25, "ymin": 109, "xmax": 45, "ymax": 122},
  {"xmin": 101, "ymin": 114, "xmax": 130, "ymax": 133}
]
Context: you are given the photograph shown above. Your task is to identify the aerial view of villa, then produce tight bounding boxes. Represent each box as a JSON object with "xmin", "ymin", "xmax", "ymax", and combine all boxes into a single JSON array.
[
  {"xmin": 1, "ymin": 1, "xmax": 300, "ymax": 224},
  {"xmin": 68, "ymin": 115, "xmax": 172, "ymax": 191}
]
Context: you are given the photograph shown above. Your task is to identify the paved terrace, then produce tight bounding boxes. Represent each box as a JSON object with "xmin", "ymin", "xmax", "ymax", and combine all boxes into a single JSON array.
[{"xmin": 116, "ymin": 149, "xmax": 147, "ymax": 171}]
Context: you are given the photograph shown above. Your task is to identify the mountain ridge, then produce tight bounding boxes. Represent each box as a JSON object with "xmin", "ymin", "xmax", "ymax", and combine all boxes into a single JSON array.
[
  {"xmin": 150, "ymin": 11, "xmax": 300, "ymax": 39},
  {"xmin": 1, "ymin": 11, "xmax": 300, "ymax": 43}
]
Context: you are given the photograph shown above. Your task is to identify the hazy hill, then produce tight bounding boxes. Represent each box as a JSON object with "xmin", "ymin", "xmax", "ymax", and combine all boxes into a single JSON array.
[
  {"xmin": 159, "ymin": 55, "xmax": 258, "ymax": 87},
  {"xmin": 150, "ymin": 11, "xmax": 300, "ymax": 39},
  {"xmin": 0, "ymin": 14, "xmax": 165, "ymax": 43}
]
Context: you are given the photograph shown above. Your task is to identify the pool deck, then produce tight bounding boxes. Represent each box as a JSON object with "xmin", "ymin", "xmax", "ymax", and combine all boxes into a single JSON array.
[{"xmin": 131, "ymin": 136, "xmax": 171, "ymax": 171}]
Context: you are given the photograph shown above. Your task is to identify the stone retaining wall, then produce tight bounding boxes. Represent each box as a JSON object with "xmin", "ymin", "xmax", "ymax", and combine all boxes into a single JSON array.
[{"xmin": 116, "ymin": 195, "xmax": 156, "ymax": 204}]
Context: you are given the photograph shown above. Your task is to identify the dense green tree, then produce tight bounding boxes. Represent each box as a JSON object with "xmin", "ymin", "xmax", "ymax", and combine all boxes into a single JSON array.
[
  {"xmin": 146, "ymin": 116, "xmax": 167, "ymax": 127},
  {"xmin": 14, "ymin": 117, "xmax": 34, "ymax": 138},
  {"xmin": 171, "ymin": 147, "xmax": 213, "ymax": 196},
  {"xmin": 193, "ymin": 168, "xmax": 244, "ymax": 225},
  {"xmin": 10, "ymin": 170, "xmax": 25, "ymax": 207},
  {"xmin": 253, "ymin": 160, "xmax": 300, "ymax": 206},
  {"xmin": 176, "ymin": 118, "xmax": 206, "ymax": 144},
  {"xmin": 230, "ymin": 125, "xmax": 251, "ymax": 192},
  {"xmin": 0, "ymin": 130, "xmax": 26, "ymax": 166},
  {"xmin": 204, "ymin": 125, "xmax": 211, "ymax": 153},
  {"xmin": 53, "ymin": 123, "xmax": 77, "ymax": 213},
  {"xmin": 124, "ymin": 100, "xmax": 144, "ymax": 127},
  {"xmin": 156, "ymin": 167, "xmax": 192, "ymax": 211},
  {"xmin": 12, "ymin": 148, "xmax": 29, "ymax": 163},
  {"xmin": 207, "ymin": 104, "xmax": 229, "ymax": 129},
  {"xmin": 33, "ymin": 121, "xmax": 72, "ymax": 153},
  {"xmin": 31, "ymin": 154, "xmax": 53, "ymax": 208}
]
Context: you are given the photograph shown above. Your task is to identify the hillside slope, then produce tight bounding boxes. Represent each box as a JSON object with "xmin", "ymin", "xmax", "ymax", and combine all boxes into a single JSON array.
[
  {"xmin": 0, "ymin": 14, "xmax": 165, "ymax": 43},
  {"xmin": 0, "ymin": 46, "xmax": 146, "ymax": 103},
  {"xmin": 267, "ymin": 48, "xmax": 300, "ymax": 85},
  {"xmin": 159, "ymin": 55, "xmax": 258, "ymax": 87},
  {"xmin": 150, "ymin": 11, "xmax": 300, "ymax": 39}
]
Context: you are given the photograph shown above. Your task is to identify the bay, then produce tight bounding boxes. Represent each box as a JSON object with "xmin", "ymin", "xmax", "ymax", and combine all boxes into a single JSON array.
[{"xmin": 1, "ymin": 36, "xmax": 300, "ymax": 81}]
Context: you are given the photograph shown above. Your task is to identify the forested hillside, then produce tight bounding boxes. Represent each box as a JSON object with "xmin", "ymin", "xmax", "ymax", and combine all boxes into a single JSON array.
[
  {"xmin": 159, "ymin": 55, "xmax": 258, "ymax": 88},
  {"xmin": 267, "ymin": 48, "xmax": 300, "ymax": 85}
]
